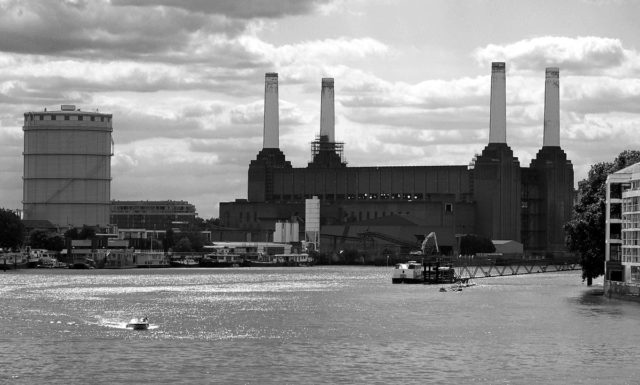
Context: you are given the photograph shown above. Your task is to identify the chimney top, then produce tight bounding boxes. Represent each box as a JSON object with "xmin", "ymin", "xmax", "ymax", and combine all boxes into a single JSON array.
[
  {"xmin": 492, "ymin": 62, "xmax": 506, "ymax": 72},
  {"xmin": 322, "ymin": 78, "xmax": 334, "ymax": 85},
  {"xmin": 546, "ymin": 67, "xmax": 559, "ymax": 78},
  {"xmin": 266, "ymin": 73, "xmax": 278, "ymax": 78}
]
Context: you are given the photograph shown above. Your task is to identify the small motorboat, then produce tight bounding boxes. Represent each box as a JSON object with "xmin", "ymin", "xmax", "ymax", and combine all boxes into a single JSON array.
[{"xmin": 126, "ymin": 317, "xmax": 149, "ymax": 330}]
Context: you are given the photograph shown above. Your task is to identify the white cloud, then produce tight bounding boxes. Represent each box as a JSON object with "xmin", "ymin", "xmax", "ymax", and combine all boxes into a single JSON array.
[
  {"xmin": 239, "ymin": 35, "xmax": 389, "ymax": 70},
  {"xmin": 1, "ymin": 0, "xmax": 640, "ymax": 221},
  {"xmin": 112, "ymin": 0, "xmax": 333, "ymax": 19},
  {"xmin": 474, "ymin": 36, "xmax": 627, "ymax": 74}
]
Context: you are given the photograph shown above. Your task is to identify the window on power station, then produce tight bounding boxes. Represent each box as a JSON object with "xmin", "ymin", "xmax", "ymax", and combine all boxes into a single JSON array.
[{"xmin": 445, "ymin": 203, "xmax": 453, "ymax": 213}]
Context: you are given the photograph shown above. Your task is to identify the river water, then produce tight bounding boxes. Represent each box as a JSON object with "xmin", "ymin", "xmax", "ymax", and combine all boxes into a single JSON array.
[{"xmin": 0, "ymin": 267, "xmax": 638, "ymax": 384}]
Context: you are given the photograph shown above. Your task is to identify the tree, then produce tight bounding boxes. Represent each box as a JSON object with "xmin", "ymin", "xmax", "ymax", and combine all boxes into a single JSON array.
[
  {"xmin": 29, "ymin": 229, "xmax": 50, "ymax": 249},
  {"xmin": 192, "ymin": 216, "xmax": 223, "ymax": 231},
  {"xmin": 46, "ymin": 235, "xmax": 65, "ymax": 252},
  {"xmin": 174, "ymin": 237, "xmax": 192, "ymax": 252},
  {"xmin": 78, "ymin": 226, "xmax": 96, "ymax": 239},
  {"xmin": 204, "ymin": 217, "xmax": 222, "ymax": 229},
  {"xmin": 64, "ymin": 228, "xmax": 80, "ymax": 240},
  {"xmin": 565, "ymin": 150, "xmax": 640, "ymax": 285},
  {"xmin": 29, "ymin": 230, "xmax": 66, "ymax": 252},
  {"xmin": 185, "ymin": 232, "xmax": 204, "ymax": 251},
  {"xmin": 164, "ymin": 228, "xmax": 175, "ymax": 252},
  {"xmin": 0, "ymin": 208, "xmax": 25, "ymax": 250},
  {"xmin": 65, "ymin": 226, "xmax": 96, "ymax": 240},
  {"xmin": 192, "ymin": 216, "xmax": 206, "ymax": 231}
]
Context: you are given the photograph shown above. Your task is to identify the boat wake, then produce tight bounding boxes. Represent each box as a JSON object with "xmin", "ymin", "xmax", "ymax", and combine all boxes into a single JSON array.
[
  {"xmin": 94, "ymin": 315, "xmax": 158, "ymax": 330},
  {"xmin": 48, "ymin": 320, "xmax": 77, "ymax": 326}
]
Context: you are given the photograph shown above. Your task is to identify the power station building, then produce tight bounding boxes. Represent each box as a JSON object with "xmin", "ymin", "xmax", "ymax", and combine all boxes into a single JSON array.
[
  {"xmin": 22, "ymin": 105, "xmax": 113, "ymax": 228},
  {"xmin": 220, "ymin": 63, "xmax": 574, "ymax": 257}
]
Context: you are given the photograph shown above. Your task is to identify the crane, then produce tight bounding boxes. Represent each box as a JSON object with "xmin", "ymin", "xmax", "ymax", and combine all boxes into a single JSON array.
[{"xmin": 421, "ymin": 232, "xmax": 439, "ymax": 255}]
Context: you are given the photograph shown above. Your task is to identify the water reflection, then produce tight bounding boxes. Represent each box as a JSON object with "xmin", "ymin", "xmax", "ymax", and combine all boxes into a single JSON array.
[
  {"xmin": 570, "ymin": 286, "xmax": 635, "ymax": 319},
  {"xmin": 3, "ymin": 268, "xmax": 640, "ymax": 384}
]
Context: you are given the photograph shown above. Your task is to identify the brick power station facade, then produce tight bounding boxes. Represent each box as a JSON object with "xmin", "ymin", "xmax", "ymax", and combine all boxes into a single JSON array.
[{"xmin": 220, "ymin": 64, "xmax": 573, "ymax": 257}]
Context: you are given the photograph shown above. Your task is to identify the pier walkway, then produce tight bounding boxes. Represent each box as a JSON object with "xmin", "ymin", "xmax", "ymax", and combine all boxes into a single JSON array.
[
  {"xmin": 414, "ymin": 255, "xmax": 581, "ymax": 281},
  {"xmin": 454, "ymin": 262, "xmax": 580, "ymax": 280}
]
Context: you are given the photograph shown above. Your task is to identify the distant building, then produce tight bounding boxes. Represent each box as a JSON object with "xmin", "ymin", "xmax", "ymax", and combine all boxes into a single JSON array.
[
  {"xmin": 604, "ymin": 163, "xmax": 640, "ymax": 300},
  {"xmin": 22, "ymin": 105, "xmax": 113, "ymax": 227},
  {"xmin": 110, "ymin": 200, "xmax": 197, "ymax": 230},
  {"xmin": 220, "ymin": 65, "xmax": 574, "ymax": 257}
]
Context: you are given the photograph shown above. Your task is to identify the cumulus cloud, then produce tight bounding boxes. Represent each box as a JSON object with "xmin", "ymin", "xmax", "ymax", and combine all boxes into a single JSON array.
[
  {"xmin": 341, "ymin": 76, "xmax": 488, "ymax": 109},
  {"xmin": 2, "ymin": 0, "xmax": 640, "ymax": 221},
  {"xmin": 0, "ymin": 1, "xmax": 365, "ymax": 216},
  {"xmin": 326, "ymin": 36, "xmax": 640, "ymax": 177},
  {"xmin": 239, "ymin": 36, "xmax": 389, "ymax": 70},
  {"xmin": 112, "ymin": 0, "xmax": 333, "ymax": 19},
  {"xmin": 562, "ymin": 76, "xmax": 640, "ymax": 114},
  {"xmin": 111, "ymin": 136, "xmax": 249, "ymax": 214},
  {"xmin": 0, "ymin": 0, "xmax": 341, "ymax": 62},
  {"xmin": 474, "ymin": 36, "xmax": 627, "ymax": 74},
  {"xmin": 473, "ymin": 37, "xmax": 640, "ymax": 121},
  {"xmin": 0, "ymin": 0, "xmax": 246, "ymax": 58}
]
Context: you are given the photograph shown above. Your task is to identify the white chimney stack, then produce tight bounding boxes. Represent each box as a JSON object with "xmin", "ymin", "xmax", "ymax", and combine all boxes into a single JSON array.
[
  {"xmin": 263, "ymin": 73, "xmax": 279, "ymax": 149},
  {"xmin": 320, "ymin": 78, "xmax": 335, "ymax": 142},
  {"xmin": 489, "ymin": 62, "xmax": 507, "ymax": 144},
  {"xmin": 543, "ymin": 67, "xmax": 560, "ymax": 147}
]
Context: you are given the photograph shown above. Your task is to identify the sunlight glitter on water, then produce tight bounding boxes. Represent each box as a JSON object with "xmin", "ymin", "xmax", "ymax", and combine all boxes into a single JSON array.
[{"xmin": 4, "ymin": 268, "xmax": 639, "ymax": 385}]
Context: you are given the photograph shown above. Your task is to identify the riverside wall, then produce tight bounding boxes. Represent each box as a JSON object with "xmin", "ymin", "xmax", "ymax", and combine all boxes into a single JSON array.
[{"xmin": 604, "ymin": 280, "xmax": 640, "ymax": 302}]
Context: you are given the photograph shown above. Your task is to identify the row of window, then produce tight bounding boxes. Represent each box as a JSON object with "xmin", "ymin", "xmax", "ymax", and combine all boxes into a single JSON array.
[
  {"xmin": 621, "ymin": 244, "xmax": 640, "ymax": 261},
  {"xmin": 233, "ymin": 204, "xmax": 454, "ymax": 224},
  {"xmin": 621, "ymin": 220, "xmax": 640, "ymax": 229},
  {"xmin": 272, "ymin": 193, "xmax": 426, "ymax": 201},
  {"xmin": 112, "ymin": 206, "xmax": 195, "ymax": 212},
  {"xmin": 622, "ymin": 238, "xmax": 640, "ymax": 246},
  {"xmin": 624, "ymin": 197, "xmax": 640, "ymax": 213},
  {"xmin": 622, "ymin": 197, "xmax": 640, "ymax": 213},
  {"xmin": 621, "ymin": 253, "xmax": 640, "ymax": 263},
  {"xmin": 27, "ymin": 114, "xmax": 111, "ymax": 122}
]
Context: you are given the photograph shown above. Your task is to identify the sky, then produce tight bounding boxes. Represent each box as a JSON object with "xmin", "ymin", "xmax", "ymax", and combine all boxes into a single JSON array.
[{"xmin": 2, "ymin": 0, "xmax": 640, "ymax": 219}]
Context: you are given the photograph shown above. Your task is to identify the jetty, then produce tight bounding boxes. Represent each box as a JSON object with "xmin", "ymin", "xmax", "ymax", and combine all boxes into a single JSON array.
[
  {"xmin": 397, "ymin": 255, "xmax": 581, "ymax": 284},
  {"xmin": 454, "ymin": 261, "xmax": 580, "ymax": 280}
]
